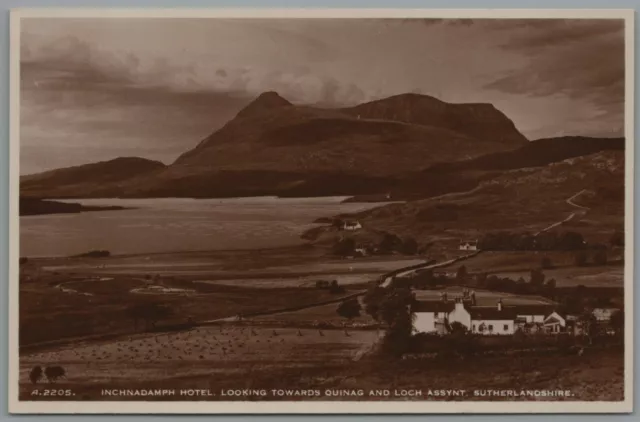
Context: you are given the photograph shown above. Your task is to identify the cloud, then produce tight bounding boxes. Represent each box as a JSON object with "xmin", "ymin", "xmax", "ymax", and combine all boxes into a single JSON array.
[
  {"xmin": 490, "ymin": 19, "xmax": 623, "ymax": 51},
  {"xmin": 483, "ymin": 19, "xmax": 624, "ymax": 137},
  {"xmin": 20, "ymin": 19, "xmax": 370, "ymax": 107},
  {"xmin": 19, "ymin": 17, "xmax": 627, "ymax": 173},
  {"xmin": 20, "ymin": 60, "xmax": 251, "ymax": 174}
]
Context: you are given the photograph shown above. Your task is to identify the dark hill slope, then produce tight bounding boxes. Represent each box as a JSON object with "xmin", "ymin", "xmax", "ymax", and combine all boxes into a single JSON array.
[
  {"xmin": 20, "ymin": 157, "xmax": 166, "ymax": 198},
  {"xmin": 426, "ymin": 136, "xmax": 624, "ymax": 173},
  {"xmin": 387, "ymin": 136, "xmax": 626, "ymax": 201},
  {"xmin": 350, "ymin": 150, "xmax": 624, "ymax": 244}
]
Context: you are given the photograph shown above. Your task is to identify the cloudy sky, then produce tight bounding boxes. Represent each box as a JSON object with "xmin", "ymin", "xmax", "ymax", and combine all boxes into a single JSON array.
[{"xmin": 20, "ymin": 18, "xmax": 625, "ymax": 174}]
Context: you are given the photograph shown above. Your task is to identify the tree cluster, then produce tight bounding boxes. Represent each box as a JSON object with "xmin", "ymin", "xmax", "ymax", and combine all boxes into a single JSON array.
[
  {"xmin": 331, "ymin": 233, "xmax": 421, "ymax": 258},
  {"xmin": 314, "ymin": 280, "xmax": 346, "ymax": 294},
  {"xmin": 574, "ymin": 250, "xmax": 608, "ymax": 267},
  {"xmin": 362, "ymin": 285, "xmax": 416, "ymax": 357}
]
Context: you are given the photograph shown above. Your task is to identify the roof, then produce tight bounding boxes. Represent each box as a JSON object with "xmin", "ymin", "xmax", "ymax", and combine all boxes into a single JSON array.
[
  {"xmin": 513, "ymin": 304, "xmax": 556, "ymax": 316},
  {"xmin": 544, "ymin": 314, "xmax": 564, "ymax": 324},
  {"xmin": 412, "ymin": 301, "xmax": 455, "ymax": 313},
  {"xmin": 412, "ymin": 301, "xmax": 562, "ymax": 321},
  {"xmin": 469, "ymin": 307, "xmax": 518, "ymax": 320}
]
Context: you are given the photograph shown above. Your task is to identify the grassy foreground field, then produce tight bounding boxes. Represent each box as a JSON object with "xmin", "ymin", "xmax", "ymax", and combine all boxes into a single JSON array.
[
  {"xmin": 20, "ymin": 335, "xmax": 623, "ymax": 402},
  {"xmin": 21, "ymin": 326, "xmax": 379, "ymax": 384}
]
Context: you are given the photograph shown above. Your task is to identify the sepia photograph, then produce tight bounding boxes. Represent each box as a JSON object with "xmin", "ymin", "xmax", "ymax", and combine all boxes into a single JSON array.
[{"xmin": 9, "ymin": 8, "xmax": 634, "ymax": 414}]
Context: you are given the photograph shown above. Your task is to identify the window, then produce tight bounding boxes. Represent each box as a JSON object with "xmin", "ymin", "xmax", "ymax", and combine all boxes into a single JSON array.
[
  {"xmin": 472, "ymin": 324, "xmax": 476, "ymax": 332},
  {"xmin": 488, "ymin": 325, "xmax": 493, "ymax": 331},
  {"xmin": 503, "ymin": 324, "xmax": 509, "ymax": 331}
]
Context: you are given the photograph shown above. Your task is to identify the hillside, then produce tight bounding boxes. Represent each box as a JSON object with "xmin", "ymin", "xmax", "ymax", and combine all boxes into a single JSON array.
[
  {"xmin": 322, "ymin": 150, "xmax": 625, "ymax": 247},
  {"xmin": 338, "ymin": 135, "xmax": 625, "ymax": 202},
  {"xmin": 20, "ymin": 157, "xmax": 166, "ymax": 199},
  {"xmin": 20, "ymin": 92, "xmax": 528, "ymax": 199},
  {"xmin": 425, "ymin": 136, "xmax": 625, "ymax": 173}
]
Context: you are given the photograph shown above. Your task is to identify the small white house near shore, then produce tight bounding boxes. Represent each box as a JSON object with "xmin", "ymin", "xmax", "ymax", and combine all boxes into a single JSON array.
[
  {"xmin": 459, "ymin": 240, "xmax": 478, "ymax": 251},
  {"xmin": 343, "ymin": 221, "xmax": 362, "ymax": 231}
]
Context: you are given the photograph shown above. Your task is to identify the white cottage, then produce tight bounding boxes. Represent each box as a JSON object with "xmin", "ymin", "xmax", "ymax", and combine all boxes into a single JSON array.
[
  {"xmin": 468, "ymin": 300, "xmax": 517, "ymax": 335},
  {"xmin": 515, "ymin": 305, "xmax": 555, "ymax": 324},
  {"xmin": 413, "ymin": 299, "xmax": 517, "ymax": 336},
  {"xmin": 459, "ymin": 240, "xmax": 478, "ymax": 251},
  {"xmin": 412, "ymin": 301, "xmax": 454, "ymax": 335},
  {"xmin": 592, "ymin": 307, "xmax": 619, "ymax": 322},
  {"xmin": 343, "ymin": 221, "xmax": 362, "ymax": 231},
  {"xmin": 543, "ymin": 311, "xmax": 567, "ymax": 333}
]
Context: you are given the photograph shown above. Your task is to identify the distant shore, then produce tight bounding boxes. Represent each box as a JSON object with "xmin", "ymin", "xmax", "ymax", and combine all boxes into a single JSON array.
[{"xmin": 19, "ymin": 197, "xmax": 129, "ymax": 216}]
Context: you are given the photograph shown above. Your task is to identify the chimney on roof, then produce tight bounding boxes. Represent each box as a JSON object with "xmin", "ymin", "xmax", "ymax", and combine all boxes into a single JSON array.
[{"xmin": 497, "ymin": 299, "xmax": 503, "ymax": 311}]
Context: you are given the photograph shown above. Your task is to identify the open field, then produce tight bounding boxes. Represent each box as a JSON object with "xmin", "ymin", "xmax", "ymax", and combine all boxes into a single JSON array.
[
  {"xmin": 19, "ymin": 271, "xmax": 361, "ymax": 346},
  {"xmin": 195, "ymin": 273, "xmax": 379, "ymax": 288},
  {"xmin": 485, "ymin": 266, "xmax": 624, "ymax": 288},
  {"xmin": 437, "ymin": 251, "xmax": 624, "ymax": 287},
  {"xmin": 20, "ymin": 342, "xmax": 623, "ymax": 401},
  {"xmin": 20, "ymin": 326, "xmax": 379, "ymax": 386},
  {"xmin": 37, "ymin": 249, "xmax": 424, "ymax": 274},
  {"xmin": 439, "ymin": 251, "xmax": 579, "ymax": 273},
  {"xmin": 251, "ymin": 300, "xmax": 377, "ymax": 327},
  {"xmin": 413, "ymin": 286, "xmax": 555, "ymax": 306},
  {"xmin": 20, "ymin": 248, "xmax": 423, "ymax": 346}
]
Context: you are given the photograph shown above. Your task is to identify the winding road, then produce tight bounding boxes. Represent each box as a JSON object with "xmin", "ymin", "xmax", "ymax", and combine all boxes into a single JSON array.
[
  {"xmin": 381, "ymin": 189, "xmax": 593, "ymax": 288},
  {"xmin": 533, "ymin": 189, "xmax": 590, "ymax": 236}
]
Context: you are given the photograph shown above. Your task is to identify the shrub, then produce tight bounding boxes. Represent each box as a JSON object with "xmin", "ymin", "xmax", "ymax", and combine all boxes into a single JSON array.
[
  {"xmin": 540, "ymin": 256, "xmax": 553, "ymax": 269},
  {"xmin": 529, "ymin": 268, "xmax": 545, "ymax": 285},
  {"xmin": 456, "ymin": 265, "xmax": 468, "ymax": 282},
  {"xmin": 574, "ymin": 251, "xmax": 588, "ymax": 267},
  {"xmin": 400, "ymin": 237, "xmax": 419, "ymax": 255},
  {"xmin": 378, "ymin": 233, "xmax": 402, "ymax": 254},
  {"xmin": 592, "ymin": 250, "xmax": 608, "ymax": 266},
  {"xmin": 332, "ymin": 237, "xmax": 355, "ymax": 257},
  {"xmin": 545, "ymin": 278, "xmax": 557, "ymax": 290},
  {"xmin": 329, "ymin": 280, "xmax": 345, "ymax": 294},
  {"xmin": 336, "ymin": 298, "xmax": 361, "ymax": 322}
]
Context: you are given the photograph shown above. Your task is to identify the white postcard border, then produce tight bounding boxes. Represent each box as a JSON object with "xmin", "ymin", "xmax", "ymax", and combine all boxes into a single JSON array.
[{"xmin": 8, "ymin": 7, "xmax": 635, "ymax": 414}]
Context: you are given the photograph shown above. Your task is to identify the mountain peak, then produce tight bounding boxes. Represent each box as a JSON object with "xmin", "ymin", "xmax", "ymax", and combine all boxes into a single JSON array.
[
  {"xmin": 236, "ymin": 91, "xmax": 292, "ymax": 119},
  {"xmin": 343, "ymin": 93, "xmax": 528, "ymax": 144}
]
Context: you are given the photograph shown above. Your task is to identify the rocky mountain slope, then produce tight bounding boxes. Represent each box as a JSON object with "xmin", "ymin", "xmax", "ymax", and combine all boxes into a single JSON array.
[
  {"xmin": 20, "ymin": 92, "xmax": 529, "ymax": 198},
  {"xmin": 345, "ymin": 150, "xmax": 624, "ymax": 245}
]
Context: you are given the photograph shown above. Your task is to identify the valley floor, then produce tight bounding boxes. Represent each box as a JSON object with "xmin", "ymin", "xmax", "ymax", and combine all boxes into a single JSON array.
[{"xmin": 18, "ymin": 240, "xmax": 626, "ymax": 403}]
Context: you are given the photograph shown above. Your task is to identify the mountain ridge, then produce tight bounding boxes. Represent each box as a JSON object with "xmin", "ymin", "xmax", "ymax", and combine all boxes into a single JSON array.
[{"xmin": 20, "ymin": 92, "xmax": 622, "ymax": 200}]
